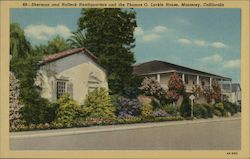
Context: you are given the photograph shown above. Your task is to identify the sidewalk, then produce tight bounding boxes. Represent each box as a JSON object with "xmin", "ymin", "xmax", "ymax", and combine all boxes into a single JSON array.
[{"xmin": 10, "ymin": 116, "xmax": 241, "ymax": 139}]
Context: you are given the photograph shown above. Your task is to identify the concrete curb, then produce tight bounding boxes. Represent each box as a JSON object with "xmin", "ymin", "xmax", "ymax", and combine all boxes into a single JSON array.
[{"xmin": 10, "ymin": 117, "xmax": 240, "ymax": 139}]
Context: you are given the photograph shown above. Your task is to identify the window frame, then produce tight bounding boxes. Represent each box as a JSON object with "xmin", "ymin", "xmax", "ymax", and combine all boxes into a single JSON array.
[{"xmin": 56, "ymin": 80, "xmax": 67, "ymax": 99}]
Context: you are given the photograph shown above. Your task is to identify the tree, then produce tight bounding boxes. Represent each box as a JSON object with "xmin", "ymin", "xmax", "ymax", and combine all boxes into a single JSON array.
[
  {"xmin": 77, "ymin": 8, "xmax": 137, "ymax": 94},
  {"xmin": 10, "ymin": 23, "xmax": 32, "ymax": 58},
  {"xmin": 67, "ymin": 31, "xmax": 86, "ymax": 48},
  {"xmin": 34, "ymin": 35, "xmax": 70, "ymax": 55}
]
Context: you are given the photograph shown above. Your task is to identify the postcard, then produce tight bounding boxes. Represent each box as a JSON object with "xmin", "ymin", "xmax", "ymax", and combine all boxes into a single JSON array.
[{"xmin": 0, "ymin": 0, "xmax": 249, "ymax": 158}]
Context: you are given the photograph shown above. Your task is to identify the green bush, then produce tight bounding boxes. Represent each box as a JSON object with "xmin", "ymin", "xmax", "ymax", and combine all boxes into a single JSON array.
[
  {"xmin": 180, "ymin": 96, "xmax": 191, "ymax": 117},
  {"xmin": 214, "ymin": 102, "xmax": 224, "ymax": 111},
  {"xmin": 223, "ymin": 101, "xmax": 236, "ymax": 116},
  {"xmin": 83, "ymin": 88, "xmax": 115, "ymax": 119},
  {"xmin": 141, "ymin": 103, "xmax": 153, "ymax": 118},
  {"xmin": 202, "ymin": 104, "xmax": 214, "ymax": 118},
  {"xmin": 214, "ymin": 109, "xmax": 222, "ymax": 117},
  {"xmin": 193, "ymin": 104, "xmax": 208, "ymax": 119},
  {"xmin": 54, "ymin": 93, "xmax": 81, "ymax": 127},
  {"xmin": 163, "ymin": 104, "xmax": 178, "ymax": 116}
]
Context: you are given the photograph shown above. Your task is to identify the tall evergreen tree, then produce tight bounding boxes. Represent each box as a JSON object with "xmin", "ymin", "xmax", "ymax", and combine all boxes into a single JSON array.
[
  {"xmin": 77, "ymin": 8, "xmax": 137, "ymax": 94},
  {"xmin": 10, "ymin": 23, "xmax": 32, "ymax": 58}
]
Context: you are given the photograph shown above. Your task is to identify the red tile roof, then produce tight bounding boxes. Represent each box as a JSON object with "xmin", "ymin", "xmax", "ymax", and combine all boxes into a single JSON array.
[{"xmin": 40, "ymin": 47, "xmax": 98, "ymax": 65}]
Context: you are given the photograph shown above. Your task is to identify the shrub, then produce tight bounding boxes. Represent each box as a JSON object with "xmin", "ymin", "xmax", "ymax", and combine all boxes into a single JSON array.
[
  {"xmin": 223, "ymin": 101, "xmax": 236, "ymax": 116},
  {"xmin": 180, "ymin": 96, "xmax": 191, "ymax": 117},
  {"xmin": 139, "ymin": 77, "xmax": 166, "ymax": 99},
  {"xmin": 165, "ymin": 90, "xmax": 179, "ymax": 104},
  {"xmin": 54, "ymin": 93, "xmax": 81, "ymax": 127},
  {"xmin": 203, "ymin": 103, "xmax": 213, "ymax": 118},
  {"xmin": 214, "ymin": 109, "xmax": 222, "ymax": 117},
  {"xmin": 163, "ymin": 104, "xmax": 178, "ymax": 116},
  {"xmin": 9, "ymin": 72, "xmax": 24, "ymax": 130},
  {"xmin": 214, "ymin": 102, "xmax": 224, "ymax": 112},
  {"xmin": 117, "ymin": 97, "xmax": 141, "ymax": 117},
  {"xmin": 168, "ymin": 72, "xmax": 185, "ymax": 95},
  {"xmin": 141, "ymin": 103, "xmax": 153, "ymax": 118},
  {"xmin": 193, "ymin": 104, "xmax": 208, "ymax": 118},
  {"xmin": 83, "ymin": 88, "xmax": 115, "ymax": 119},
  {"xmin": 153, "ymin": 109, "xmax": 169, "ymax": 117}
]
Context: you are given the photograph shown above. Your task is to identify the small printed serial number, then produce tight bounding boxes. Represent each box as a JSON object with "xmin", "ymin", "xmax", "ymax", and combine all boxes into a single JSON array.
[{"xmin": 226, "ymin": 152, "xmax": 238, "ymax": 155}]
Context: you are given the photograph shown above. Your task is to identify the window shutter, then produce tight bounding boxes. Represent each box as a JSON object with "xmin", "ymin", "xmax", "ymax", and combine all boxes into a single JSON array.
[
  {"xmin": 52, "ymin": 80, "xmax": 57, "ymax": 101},
  {"xmin": 67, "ymin": 82, "xmax": 73, "ymax": 98}
]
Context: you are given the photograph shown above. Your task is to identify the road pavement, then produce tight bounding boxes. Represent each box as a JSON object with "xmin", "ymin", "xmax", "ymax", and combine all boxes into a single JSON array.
[{"xmin": 10, "ymin": 117, "xmax": 241, "ymax": 150}]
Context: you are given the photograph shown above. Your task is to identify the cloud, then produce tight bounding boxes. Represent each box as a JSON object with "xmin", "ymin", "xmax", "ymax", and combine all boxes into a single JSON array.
[
  {"xmin": 201, "ymin": 54, "xmax": 223, "ymax": 62},
  {"xmin": 152, "ymin": 26, "xmax": 168, "ymax": 33},
  {"xmin": 142, "ymin": 34, "xmax": 160, "ymax": 42},
  {"xmin": 223, "ymin": 59, "xmax": 240, "ymax": 68},
  {"xmin": 194, "ymin": 40, "xmax": 207, "ymax": 46},
  {"xmin": 177, "ymin": 38, "xmax": 191, "ymax": 45},
  {"xmin": 211, "ymin": 42, "xmax": 227, "ymax": 48},
  {"xmin": 134, "ymin": 27, "xmax": 144, "ymax": 36},
  {"xmin": 135, "ymin": 25, "xmax": 168, "ymax": 42},
  {"xmin": 24, "ymin": 24, "xmax": 71, "ymax": 41}
]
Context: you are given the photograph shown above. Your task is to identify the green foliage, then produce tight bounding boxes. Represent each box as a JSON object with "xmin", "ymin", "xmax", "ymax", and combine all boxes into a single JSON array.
[
  {"xmin": 180, "ymin": 95, "xmax": 191, "ymax": 117},
  {"xmin": 33, "ymin": 35, "xmax": 70, "ymax": 55},
  {"xmin": 214, "ymin": 109, "xmax": 222, "ymax": 117},
  {"xmin": 83, "ymin": 88, "xmax": 115, "ymax": 119},
  {"xmin": 141, "ymin": 103, "xmax": 153, "ymax": 118},
  {"xmin": 202, "ymin": 104, "xmax": 214, "ymax": 118},
  {"xmin": 67, "ymin": 31, "xmax": 86, "ymax": 48},
  {"xmin": 163, "ymin": 104, "xmax": 178, "ymax": 116},
  {"xmin": 193, "ymin": 104, "xmax": 208, "ymax": 119},
  {"xmin": 223, "ymin": 101, "xmax": 238, "ymax": 116},
  {"xmin": 55, "ymin": 94, "xmax": 81, "ymax": 127},
  {"xmin": 78, "ymin": 8, "xmax": 137, "ymax": 94},
  {"xmin": 10, "ymin": 23, "xmax": 32, "ymax": 58},
  {"xmin": 11, "ymin": 55, "xmax": 52, "ymax": 124},
  {"xmin": 214, "ymin": 102, "xmax": 224, "ymax": 111}
]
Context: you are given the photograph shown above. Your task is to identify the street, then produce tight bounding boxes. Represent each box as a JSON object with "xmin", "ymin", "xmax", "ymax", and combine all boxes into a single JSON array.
[{"xmin": 10, "ymin": 118, "xmax": 241, "ymax": 150}]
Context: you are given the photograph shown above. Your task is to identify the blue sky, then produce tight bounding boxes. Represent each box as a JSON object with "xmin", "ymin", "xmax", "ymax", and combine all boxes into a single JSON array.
[{"xmin": 10, "ymin": 8, "xmax": 241, "ymax": 83}]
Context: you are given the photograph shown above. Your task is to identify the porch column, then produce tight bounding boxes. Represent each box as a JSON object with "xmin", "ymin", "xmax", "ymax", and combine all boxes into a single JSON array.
[
  {"xmin": 209, "ymin": 77, "xmax": 212, "ymax": 88},
  {"xmin": 196, "ymin": 75, "xmax": 200, "ymax": 85},
  {"xmin": 157, "ymin": 74, "xmax": 160, "ymax": 83},
  {"xmin": 230, "ymin": 80, "xmax": 232, "ymax": 92},
  {"xmin": 182, "ymin": 74, "xmax": 185, "ymax": 82}
]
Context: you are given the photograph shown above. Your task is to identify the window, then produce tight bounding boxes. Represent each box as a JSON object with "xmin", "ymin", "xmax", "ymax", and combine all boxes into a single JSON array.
[
  {"xmin": 57, "ymin": 80, "xmax": 66, "ymax": 99},
  {"xmin": 88, "ymin": 81, "xmax": 100, "ymax": 92}
]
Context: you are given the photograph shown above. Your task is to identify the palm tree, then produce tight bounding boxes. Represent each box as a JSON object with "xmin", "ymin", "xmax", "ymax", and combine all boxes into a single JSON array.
[{"xmin": 67, "ymin": 31, "xmax": 86, "ymax": 48}]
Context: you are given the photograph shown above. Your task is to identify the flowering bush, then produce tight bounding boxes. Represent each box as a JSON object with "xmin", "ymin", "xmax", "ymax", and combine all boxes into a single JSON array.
[
  {"xmin": 117, "ymin": 97, "xmax": 141, "ymax": 117},
  {"xmin": 168, "ymin": 73, "xmax": 185, "ymax": 95},
  {"xmin": 139, "ymin": 77, "xmax": 165, "ymax": 99},
  {"xmin": 153, "ymin": 109, "xmax": 169, "ymax": 117},
  {"xmin": 165, "ymin": 90, "xmax": 179, "ymax": 103},
  {"xmin": 211, "ymin": 80, "xmax": 222, "ymax": 102},
  {"xmin": 83, "ymin": 87, "xmax": 115, "ymax": 119},
  {"xmin": 9, "ymin": 72, "xmax": 24, "ymax": 130}
]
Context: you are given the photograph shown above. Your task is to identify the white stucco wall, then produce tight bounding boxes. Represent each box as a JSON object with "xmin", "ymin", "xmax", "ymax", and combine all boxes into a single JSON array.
[{"xmin": 35, "ymin": 52, "xmax": 108, "ymax": 105}]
